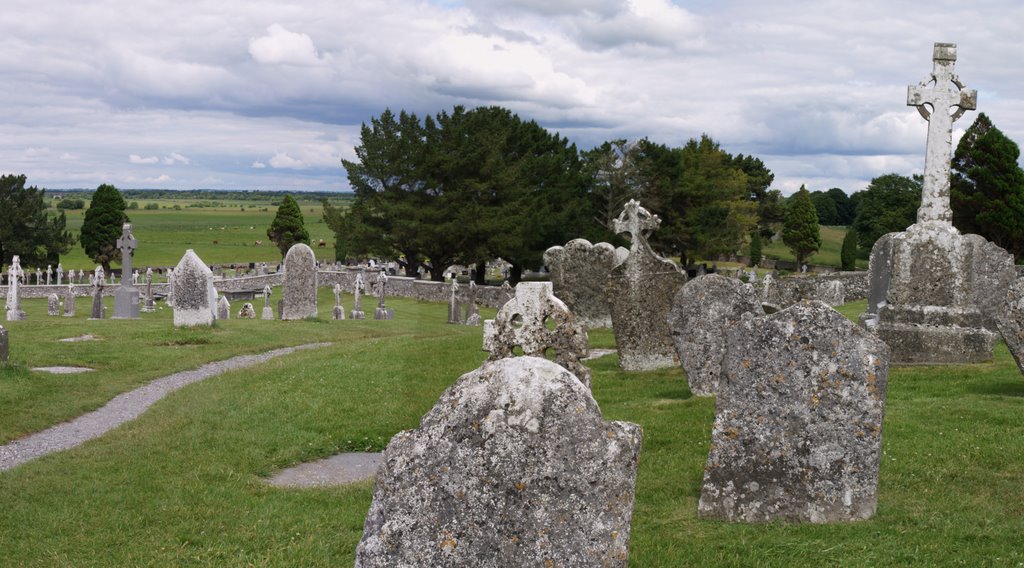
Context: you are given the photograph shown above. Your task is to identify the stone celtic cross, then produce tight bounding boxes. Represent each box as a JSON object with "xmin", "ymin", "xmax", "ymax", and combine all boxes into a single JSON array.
[
  {"xmin": 613, "ymin": 199, "xmax": 661, "ymax": 252},
  {"xmin": 116, "ymin": 223, "xmax": 138, "ymax": 282},
  {"xmin": 907, "ymin": 42, "xmax": 977, "ymax": 224}
]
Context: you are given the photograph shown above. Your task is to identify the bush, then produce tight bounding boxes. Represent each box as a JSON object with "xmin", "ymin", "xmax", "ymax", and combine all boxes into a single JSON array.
[
  {"xmin": 56, "ymin": 199, "xmax": 85, "ymax": 210},
  {"xmin": 144, "ymin": 203, "xmax": 160, "ymax": 210}
]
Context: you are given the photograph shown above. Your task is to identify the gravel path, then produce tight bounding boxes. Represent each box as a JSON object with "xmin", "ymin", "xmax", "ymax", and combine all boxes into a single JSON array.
[
  {"xmin": 268, "ymin": 452, "xmax": 383, "ymax": 488},
  {"xmin": 0, "ymin": 342, "xmax": 331, "ymax": 473}
]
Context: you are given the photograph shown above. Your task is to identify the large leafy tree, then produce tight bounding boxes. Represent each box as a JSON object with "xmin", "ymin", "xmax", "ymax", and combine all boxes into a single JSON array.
[
  {"xmin": 0, "ymin": 174, "xmax": 75, "ymax": 269},
  {"xmin": 267, "ymin": 194, "xmax": 310, "ymax": 256},
  {"xmin": 782, "ymin": 185, "xmax": 821, "ymax": 266},
  {"xmin": 809, "ymin": 190, "xmax": 840, "ymax": 225},
  {"xmin": 850, "ymin": 173, "xmax": 921, "ymax": 251},
  {"xmin": 80, "ymin": 183, "xmax": 128, "ymax": 272},
  {"xmin": 321, "ymin": 199, "xmax": 352, "ymax": 262},
  {"xmin": 950, "ymin": 112, "xmax": 1024, "ymax": 260}
]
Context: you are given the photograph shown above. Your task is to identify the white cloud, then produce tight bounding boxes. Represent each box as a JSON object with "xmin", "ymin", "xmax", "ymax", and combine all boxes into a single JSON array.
[
  {"xmin": 268, "ymin": 152, "xmax": 306, "ymax": 169},
  {"xmin": 129, "ymin": 154, "xmax": 160, "ymax": 164},
  {"xmin": 249, "ymin": 24, "xmax": 324, "ymax": 66},
  {"xmin": 252, "ymin": 161, "xmax": 267, "ymax": 169},
  {"xmin": 163, "ymin": 152, "xmax": 190, "ymax": 165}
]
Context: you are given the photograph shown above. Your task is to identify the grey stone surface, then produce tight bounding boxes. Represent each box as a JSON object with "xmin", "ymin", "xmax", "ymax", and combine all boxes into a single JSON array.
[
  {"xmin": 5, "ymin": 255, "xmax": 25, "ymax": 321},
  {"xmin": 605, "ymin": 200, "xmax": 687, "ymax": 371},
  {"xmin": 112, "ymin": 223, "xmax": 141, "ymax": 319},
  {"xmin": 373, "ymin": 270, "xmax": 393, "ymax": 320},
  {"xmin": 996, "ymin": 278, "xmax": 1024, "ymax": 376},
  {"xmin": 483, "ymin": 281, "xmax": 592, "ymax": 388},
  {"xmin": 0, "ymin": 325, "xmax": 7, "ymax": 362},
  {"xmin": 0, "ymin": 343, "xmax": 331, "ymax": 472},
  {"xmin": 351, "ymin": 270, "xmax": 366, "ymax": 320},
  {"xmin": 464, "ymin": 281, "xmax": 480, "ymax": 326},
  {"xmin": 355, "ymin": 357, "xmax": 642, "ymax": 567},
  {"xmin": 217, "ymin": 295, "xmax": 230, "ymax": 320},
  {"xmin": 142, "ymin": 268, "xmax": 155, "ymax": 313},
  {"xmin": 47, "ymin": 293, "xmax": 60, "ymax": 316},
  {"xmin": 815, "ymin": 280, "xmax": 846, "ymax": 307},
  {"xmin": 544, "ymin": 238, "xmax": 626, "ymax": 328},
  {"xmin": 332, "ymin": 283, "xmax": 345, "ymax": 320},
  {"xmin": 238, "ymin": 302, "xmax": 256, "ymax": 319},
  {"xmin": 282, "ymin": 243, "xmax": 317, "ymax": 320},
  {"xmin": 667, "ymin": 275, "xmax": 763, "ymax": 397},
  {"xmin": 699, "ymin": 301, "xmax": 890, "ymax": 523},
  {"xmin": 447, "ymin": 280, "xmax": 462, "ymax": 324},
  {"xmin": 172, "ymin": 249, "xmax": 216, "ymax": 327},
  {"xmin": 267, "ymin": 452, "xmax": 382, "ymax": 488},
  {"xmin": 90, "ymin": 279, "xmax": 104, "ymax": 320},
  {"xmin": 31, "ymin": 366, "xmax": 94, "ymax": 374},
  {"xmin": 261, "ymin": 285, "xmax": 274, "ymax": 320}
]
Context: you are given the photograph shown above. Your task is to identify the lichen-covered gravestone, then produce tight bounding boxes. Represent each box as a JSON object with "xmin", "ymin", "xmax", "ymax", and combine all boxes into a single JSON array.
[
  {"xmin": 47, "ymin": 294, "xmax": 60, "ymax": 316},
  {"xmin": 996, "ymin": 278, "xmax": 1024, "ymax": 376},
  {"xmin": 355, "ymin": 357, "xmax": 642, "ymax": 567},
  {"xmin": 63, "ymin": 284, "xmax": 75, "ymax": 317},
  {"xmin": 464, "ymin": 281, "xmax": 480, "ymax": 326},
  {"xmin": 282, "ymin": 243, "xmax": 317, "ymax": 320},
  {"xmin": 5, "ymin": 255, "xmax": 26, "ymax": 321},
  {"xmin": 816, "ymin": 279, "xmax": 846, "ymax": 307},
  {"xmin": 667, "ymin": 274, "xmax": 763, "ymax": 397},
  {"xmin": 350, "ymin": 271, "xmax": 366, "ymax": 320},
  {"xmin": 172, "ymin": 249, "xmax": 216, "ymax": 328},
  {"xmin": 544, "ymin": 238, "xmax": 627, "ymax": 328},
  {"xmin": 699, "ymin": 301, "xmax": 890, "ymax": 523},
  {"xmin": 605, "ymin": 200, "xmax": 687, "ymax": 370},
  {"xmin": 861, "ymin": 43, "xmax": 1015, "ymax": 364},
  {"xmin": 482, "ymin": 281, "xmax": 592, "ymax": 388},
  {"xmin": 217, "ymin": 295, "xmax": 230, "ymax": 320},
  {"xmin": 90, "ymin": 277, "xmax": 104, "ymax": 320},
  {"xmin": 447, "ymin": 279, "xmax": 462, "ymax": 324}
]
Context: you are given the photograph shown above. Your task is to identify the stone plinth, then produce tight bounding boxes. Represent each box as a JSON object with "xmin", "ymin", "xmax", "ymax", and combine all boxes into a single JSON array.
[
  {"xmin": 355, "ymin": 357, "xmax": 641, "ymax": 567},
  {"xmin": 544, "ymin": 239, "xmax": 627, "ymax": 328},
  {"xmin": 699, "ymin": 301, "xmax": 890, "ymax": 523}
]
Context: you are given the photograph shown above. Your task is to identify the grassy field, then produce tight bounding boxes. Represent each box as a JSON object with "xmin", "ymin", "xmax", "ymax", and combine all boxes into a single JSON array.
[
  {"xmin": 762, "ymin": 225, "xmax": 867, "ymax": 269},
  {"xmin": 1, "ymin": 294, "xmax": 1023, "ymax": 566}
]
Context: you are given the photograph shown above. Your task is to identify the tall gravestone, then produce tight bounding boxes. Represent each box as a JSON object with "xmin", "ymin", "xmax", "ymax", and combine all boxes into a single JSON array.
[
  {"xmin": 605, "ymin": 200, "xmax": 687, "ymax": 370},
  {"xmin": 47, "ymin": 294, "xmax": 60, "ymax": 316},
  {"xmin": 332, "ymin": 283, "xmax": 345, "ymax": 320},
  {"xmin": 5, "ymin": 256, "xmax": 25, "ymax": 321},
  {"xmin": 350, "ymin": 271, "xmax": 366, "ymax": 320},
  {"xmin": 90, "ymin": 278, "xmax": 104, "ymax": 320},
  {"xmin": 544, "ymin": 239, "xmax": 627, "ymax": 328},
  {"xmin": 261, "ymin": 285, "xmax": 274, "ymax": 320},
  {"xmin": 699, "ymin": 301, "xmax": 891, "ymax": 523},
  {"xmin": 281, "ymin": 243, "xmax": 317, "ymax": 320},
  {"xmin": 996, "ymin": 278, "xmax": 1024, "ymax": 377},
  {"xmin": 217, "ymin": 295, "xmax": 231, "ymax": 320},
  {"xmin": 667, "ymin": 274, "xmax": 764, "ymax": 396},
  {"xmin": 112, "ymin": 223, "xmax": 141, "ymax": 319},
  {"xmin": 373, "ymin": 270, "xmax": 393, "ymax": 320},
  {"xmin": 63, "ymin": 284, "xmax": 76, "ymax": 317},
  {"xmin": 0, "ymin": 325, "xmax": 7, "ymax": 362},
  {"xmin": 464, "ymin": 281, "xmax": 480, "ymax": 326},
  {"xmin": 357, "ymin": 355, "xmax": 641, "ymax": 566},
  {"xmin": 172, "ymin": 249, "xmax": 216, "ymax": 327},
  {"xmin": 142, "ymin": 268, "xmax": 155, "ymax": 313},
  {"xmin": 861, "ymin": 43, "xmax": 1015, "ymax": 364},
  {"xmin": 446, "ymin": 279, "xmax": 462, "ymax": 324}
]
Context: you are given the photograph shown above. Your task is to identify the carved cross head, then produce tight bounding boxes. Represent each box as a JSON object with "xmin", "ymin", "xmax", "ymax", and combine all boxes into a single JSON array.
[
  {"xmin": 116, "ymin": 223, "xmax": 138, "ymax": 255},
  {"xmin": 907, "ymin": 42, "xmax": 977, "ymax": 123},
  {"xmin": 613, "ymin": 199, "xmax": 660, "ymax": 247}
]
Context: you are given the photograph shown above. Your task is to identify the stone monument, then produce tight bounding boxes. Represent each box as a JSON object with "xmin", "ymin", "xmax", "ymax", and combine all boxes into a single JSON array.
[
  {"xmin": 0, "ymin": 325, "xmax": 7, "ymax": 362},
  {"xmin": 90, "ymin": 276, "xmax": 104, "ymax": 320},
  {"xmin": 464, "ymin": 281, "xmax": 480, "ymax": 326},
  {"xmin": 447, "ymin": 279, "xmax": 462, "ymax": 324},
  {"xmin": 861, "ymin": 43, "xmax": 1015, "ymax": 364},
  {"xmin": 112, "ymin": 223, "xmax": 141, "ymax": 319},
  {"xmin": 281, "ymin": 243, "xmax": 317, "ymax": 320},
  {"xmin": 217, "ymin": 295, "xmax": 231, "ymax": 320},
  {"xmin": 996, "ymin": 278, "xmax": 1024, "ymax": 376},
  {"xmin": 604, "ymin": 200, "xmax": 687, "ymax": 371},
  {"xmin": 171, "ymin": 249, "xmax": 216, "ymax": 327},
  {"xmin": 56, "ymin": 263, "xmax": 63, "ymax": 286},
  {"xmin": 373, "ymin": 270, "xmax": 393, "ymax": 320},
  {"xmin": 667, "ymin": 274, "xmax": 764, "ymax": 397},
  {"xmin": 544, "ymin": 239, "xmax": 627, "ymax": 328},
  {"xmin": 5, "ymin": 256, "xmax": 26, "ymax": 321},
  {"xmin": 350, "ymin": 270, "xmax": 366, "ymax": 320},
  {"xmin": 261, "ymin": 285, "xmax": 274, "ymax": 320},
  {"xmin": 483, "ymin": 281, "xmax": 592, "ymax": 388},
  {"xmin": 63, "ymin": 284, "xmax": 76, "ymax": 317},
  {"xmin": 699, "ymin": 301, "xmax": 891, "ymax": 523},
  {"xmin": 142, "ymin": 268, "xmax": 155, "ymax": 313},
  {"xmin": 47, "ymin": 293, "xmax": 60, "ymax": 316},
  {"xmin": 355, "ymin": 358, "xmax": 641, "ymax": 567},
  {"xmin": 332, "ymin": 283, "xmax": 345, "ymax": 320}
]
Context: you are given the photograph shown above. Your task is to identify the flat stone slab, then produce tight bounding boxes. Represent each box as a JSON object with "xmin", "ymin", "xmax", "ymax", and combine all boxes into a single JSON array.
[
  {"xmin": 267, "ymin": 452, "xmax": 382, "ymax": 488},
  {"xmin": 31, "ymin": 366, "xmax": 95, "ymax": 374},
  {"xmin": 583, "ymin": 348, "xmax": 616, "ymax": 360},
  {"xmin": 58, "ymin": 334, "xmax": 100, "ymax": 343}
]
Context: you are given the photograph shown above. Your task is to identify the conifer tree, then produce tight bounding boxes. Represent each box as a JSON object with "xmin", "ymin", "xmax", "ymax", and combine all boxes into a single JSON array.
[
  {"xmin": 749, "ymin": 230, "xmax": 762, "ymax": 267},
  {"xmin": 267, "ymin": 194, "xmax": 310, "ymax": 256},
  {"xmin": 840, "ymin": 227, "xmax": 858, "ymax": 271},
  {"xmin": 782, "ymin": 185, "xmax": 821, "ymax": 267},
  {"xmin": 80, "ymin": 183, "xmax": 128, "ymax": 272}
]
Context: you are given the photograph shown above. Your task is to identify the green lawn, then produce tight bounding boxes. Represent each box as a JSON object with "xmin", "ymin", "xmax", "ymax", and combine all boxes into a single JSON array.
[
  {"xmin": 1, "ymin": 297, "xmax": 1022, "ymax": 566},
  {"xmin": 763, "ymin": 225, "xmax": 868, "ymax": 269}
]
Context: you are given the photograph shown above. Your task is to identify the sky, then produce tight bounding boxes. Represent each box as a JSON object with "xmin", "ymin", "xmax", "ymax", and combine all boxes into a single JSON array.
[{"xmin": 2, "ymin": 0, "xmax": 1023, "ymax": 195}]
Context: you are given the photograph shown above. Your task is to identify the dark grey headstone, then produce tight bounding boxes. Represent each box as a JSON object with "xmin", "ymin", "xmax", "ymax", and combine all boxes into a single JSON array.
[
  {"xmin": 0, "ymin": 325, "xmax": 7, "ymax": 362},
  {"xmin": 356, "ymin": 357, "xmax": 641, "ymax": 567}
]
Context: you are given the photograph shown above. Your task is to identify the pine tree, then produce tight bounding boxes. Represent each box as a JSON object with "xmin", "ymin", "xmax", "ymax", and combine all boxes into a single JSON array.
[
  {"xmin": 840, "ymin": 227, "xmax": 858, "ymax": 271},
  {"xmin": 782, "ymin": 185, "xmax": 821, "ymax": 267},
  {"xmin": 0, "ymin": 175, "xmax": 75, "ymax": 269},
  {"xmin": 267, "ymin": 194, "xmax": 310, "ymax": 256},
  {"xmin": 749, "ymin": 230, "xmax": 762, "ymax": 267},
  {"xmin": 80, "ymin": 183, "xmax": 128, "ymax": 272}
]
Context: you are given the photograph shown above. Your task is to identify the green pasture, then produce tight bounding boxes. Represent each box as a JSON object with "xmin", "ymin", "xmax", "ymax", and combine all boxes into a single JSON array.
[
  {"xmin": 762, "ymin": 225, "xmax": 867, "ymax": 269},
  {"xmin": 1, "ymin": 295, "xmax": 1022, "ymax": 566}
]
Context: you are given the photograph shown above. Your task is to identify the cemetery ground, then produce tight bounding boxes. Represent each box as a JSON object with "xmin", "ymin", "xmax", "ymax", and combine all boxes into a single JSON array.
[{"xmin": 1, "ymin": 293, "xmax": 1022, "ymax": 566}]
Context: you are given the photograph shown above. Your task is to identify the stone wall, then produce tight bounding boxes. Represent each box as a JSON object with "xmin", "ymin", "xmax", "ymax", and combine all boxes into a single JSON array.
[{"xmin": 769, "ymin": 271, "xmax": 868, "ymax": 307}]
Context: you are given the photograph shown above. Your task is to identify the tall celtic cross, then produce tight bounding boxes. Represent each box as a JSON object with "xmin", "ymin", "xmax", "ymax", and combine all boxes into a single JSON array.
[
  {"xmin": 613, "ymin": 199, "xmax": 661, "ymax": 252},
  {"xmin": 116, "ymin": 223, "xmax": 138, "ymax": 283},
  {"xmin": 907, "ymin": 42, "xmax": 977, "ymax": 224}
]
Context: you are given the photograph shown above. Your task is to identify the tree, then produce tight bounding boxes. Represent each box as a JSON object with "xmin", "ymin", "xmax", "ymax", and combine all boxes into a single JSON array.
[
  {"xmin": 80, "ymin": 183, "xmax": 128, "ymax": 272},
  {"xmin": 749, "ymin": 230, "xmax": 762, "ymax": 267},
  {"xmin": 782, "ymin": 185, "xmax": 821, "ymax": 266},
  {"xmin": 321, "ymin": 199, "xmax": 352, "ymax": 262},
  {"xmin": 841, "ymin": 227, "xmax": 858, "ymax": 271},
  {"xmin": 583, "ymin": 139, "xmax": 644, "ymax": 234},
  {"xmin": 0, "ymin": 175, "xmax": 76, "ymax": 269},
  {"xmin": 951, "ymin": 113, "xmax": 1024, "ymax": 260},
  {"xmin": 809, "ymin": 190, "xmax": 839, "ymax": 225},
  {"xmin": 826, "ymin": 187, "xmax": 855, "ymax": 224},
  {"xmin": 850, "ymin": 174, "xmax": 921, "ymax": 251},
  {"xmin": 267, "ymin": 194, "xmax": 309, "ymax": 256},
  {"xmin": 731, "ymin": 153, "xmax": 779, "ymax": 239}
]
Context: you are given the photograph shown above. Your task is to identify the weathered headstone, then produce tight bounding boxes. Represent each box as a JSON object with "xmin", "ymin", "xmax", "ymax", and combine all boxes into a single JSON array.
[
  {"xmin": 761, "ymin": 272, "xmax": 781, "ymax": 308},
  {"xmin": 355, "ymin": 357, "xmax": 642, "ymax": 567},
  {"xmin": 46, "ymin": 265, "xmax": 52, "ymax": 285},
  {"xmin": 544, "ymin": 239, "xmax": 627, "ymax": 328},
  {"xmin": 815, "ymin": 279, "xmax": 846, "ymax": 307},
  {"xmin": 47, "ymin": 293, "xmax": 60, "ymax": 316},
  {"xmin": 112, "ymin": 223, "xmax": 141, "ymax": 319},
  {"xmin": 332, "ymin": 283, "xmax": 345, "ymax": 320},
  {"xmin": 282, "ymin": 243, "xmax": 317, "ymax": 320},
  {"xmin": 261, "ymin": 285, "xmax": 274, "ymax": 320},
  {"xmin": 483, "ymin": 281, "xmax": 592, "ymax": 388},
  {"xmin": 350, "ymin": 271, "xmax": 366, "ymax": 320},
  {"xmin": 0, "ymin": 325, "xmax": 7, "ymax": 362},
  {"xmin": 447, "ymin": 280, "xmax": 462, "ymax": 324},
  {"xmin": 996, "ymin": 278, "xmax": 1024, "ymax": 376},
  {"xmin": 35, "ymin": 268, "xmax": 42, "ymax": 286},
  {"xmin": 171, "ymin": 249, "xmax": 216, "ymax": 327},
  {"xmin": 90, "ymin": 278, "xmax": 104, "ymax": 320},
  {"xmin": 239, "ymin": 302, "xmax": 256, "ymax": 319},
  {"xmin": 667, "ymin": 274, "xmax": 764, "ymax": 397},
  {"xmin": 605, "ymin": 200, "xmax": 687, "ymax": 371},
  {"xmin": 142, "ymin": 268, "xmax": 155, "ymax": 313},
  {"xmin": 217, "ymin": 295, "xmax": 230, "ymax": 320},
  {"xmin": 861, "ymin": 43, "xmax": 1015, "ymax": 364},
  {"xmin": 699, "ymin": 301, "xmax": 890, "ymax": 523},
  {"xmin": 5, "ymin": 256, "xmax": 26, "ymax": 321},
  {"xmin": 63, "ymin": 284, "xmax": 76, "ymax": 317},
  {"xmin": 373, "ymin": 270, "xmax": 393, "ymax": 320},
  {"xmin": 464, "ymin": 281, "xmax": 480, "ymax": 326},
  {"xmin": 497, "ymin": 280, "xmax": 515, "ymax": 311},
  {"xmin": 56, "ymin": 263, "xmax": 63, "ymax": 286}
]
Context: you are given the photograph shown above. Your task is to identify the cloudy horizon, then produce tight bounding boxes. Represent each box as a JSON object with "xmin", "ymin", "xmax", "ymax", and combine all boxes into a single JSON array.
[{"xmin": 2, "ymin": 0, "xmax": 1022, "ymax": 195}]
